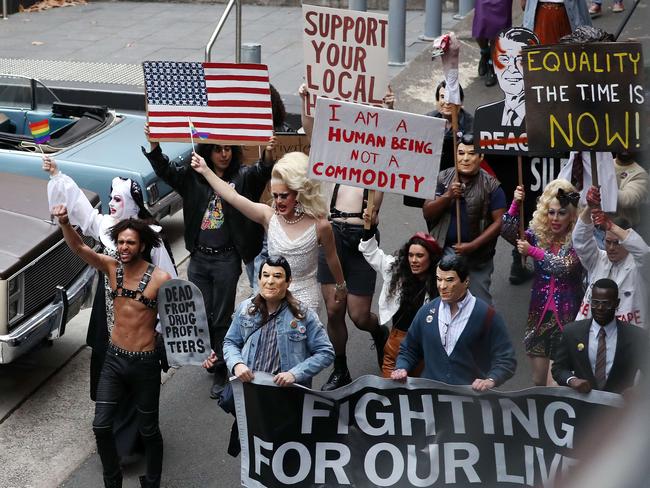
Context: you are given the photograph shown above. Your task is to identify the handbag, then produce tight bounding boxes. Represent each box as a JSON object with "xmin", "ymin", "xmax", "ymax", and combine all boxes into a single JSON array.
[{"xmin": 217, "ymin": 382, "xmax": 236, "ymax": 415}]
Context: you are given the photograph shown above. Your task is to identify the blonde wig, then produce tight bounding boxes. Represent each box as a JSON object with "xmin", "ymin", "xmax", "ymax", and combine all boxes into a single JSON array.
[
  {"xmin": 271, "ymin": 152, "xmax": 327, "ymax": 219},
  {"xmin": 529, "ymin": 178, "xmax": 579, "ymax": 249}
]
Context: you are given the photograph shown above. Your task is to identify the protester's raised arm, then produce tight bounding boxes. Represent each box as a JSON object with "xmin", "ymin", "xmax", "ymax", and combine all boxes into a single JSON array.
[
  {"xmin": 52, "ymin": 205, "xmax": 112, "ymax": 274},
  {"xmin": 299, "ymin": 84, "xmax": 314, "ymax": 139}
]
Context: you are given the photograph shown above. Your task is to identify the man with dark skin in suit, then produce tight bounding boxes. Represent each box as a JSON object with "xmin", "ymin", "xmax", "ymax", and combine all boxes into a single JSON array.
[{"xmin": 552, "ymin": 279, "xmax": 647, "ymax": 394}]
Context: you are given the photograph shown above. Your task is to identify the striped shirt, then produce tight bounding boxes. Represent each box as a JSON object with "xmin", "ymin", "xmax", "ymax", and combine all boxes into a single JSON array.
[
  {"xmin": 252, "ymin": 315, "xmax": 281, "ymax": 375},
  {"xmin": 438, "ymin": 291, "xmax": 476, "ymax": 356}
]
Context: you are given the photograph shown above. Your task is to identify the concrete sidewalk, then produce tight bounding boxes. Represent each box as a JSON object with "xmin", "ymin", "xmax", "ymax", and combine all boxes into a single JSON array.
[{"xmin": 0, "ymin": 1, "xmax": 457, "ymax": 106}]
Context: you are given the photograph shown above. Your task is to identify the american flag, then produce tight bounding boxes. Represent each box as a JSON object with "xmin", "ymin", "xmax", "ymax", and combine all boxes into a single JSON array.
[{"xmin": 143, "ymin": 61, "xmax": 274, "ymax": 145}]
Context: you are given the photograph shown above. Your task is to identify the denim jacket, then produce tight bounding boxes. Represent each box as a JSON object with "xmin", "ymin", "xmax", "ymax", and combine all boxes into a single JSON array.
[{"xmin": 223, "ymin": 298, "xmax": 334, "ymax": 386}]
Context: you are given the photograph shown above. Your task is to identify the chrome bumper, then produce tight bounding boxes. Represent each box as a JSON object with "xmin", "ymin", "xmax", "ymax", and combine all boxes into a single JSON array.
[
  {"xmin": 0, "ymin": 266, "xmax": 97, "ymax": 364},
  {"xmin": 149, "ymin": 190, "xmax": 183, "ymax": 220}
]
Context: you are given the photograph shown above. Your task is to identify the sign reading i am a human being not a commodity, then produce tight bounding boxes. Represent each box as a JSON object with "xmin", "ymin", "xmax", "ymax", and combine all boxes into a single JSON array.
[
  {"xmin": 308, "ymin": 98, "xmax": 445, "ymax": 199},
  {"xmin": 522, "ymin": 42, "xmax": 644, "ymax": 154}
]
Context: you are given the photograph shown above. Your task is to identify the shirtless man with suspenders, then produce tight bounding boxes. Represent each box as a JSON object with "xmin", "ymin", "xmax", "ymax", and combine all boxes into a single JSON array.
[{"xmin": 53, "ymin": 204, "xmax": 171, "ymax": 488}]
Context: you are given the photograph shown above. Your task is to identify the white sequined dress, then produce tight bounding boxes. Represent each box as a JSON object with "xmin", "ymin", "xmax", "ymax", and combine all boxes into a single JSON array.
[{"xmin": 267, "ymin": 214, "xmax": 320, "ymax": 312}]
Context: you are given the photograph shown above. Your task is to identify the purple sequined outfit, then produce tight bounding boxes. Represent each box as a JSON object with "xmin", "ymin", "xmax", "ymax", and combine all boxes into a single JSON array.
[{"xmin": 502, "ymin": 212, "xmax": 584, "ymax": 358}]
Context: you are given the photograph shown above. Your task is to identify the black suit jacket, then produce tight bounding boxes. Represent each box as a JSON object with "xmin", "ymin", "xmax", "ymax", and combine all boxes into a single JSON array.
[{"xmin": 552, "ymin": 319, "xmax": 648, "ymax": 394}]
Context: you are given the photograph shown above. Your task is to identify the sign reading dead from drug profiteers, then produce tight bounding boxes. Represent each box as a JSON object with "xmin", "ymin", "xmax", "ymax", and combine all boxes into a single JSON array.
[
  {"xmin": 309, "ymin": 98, "xmax": 446, "ymax": 199},
  {"xmin": 158, "ymin": 279, "xmax": 210, "ymax": 367},
  {"xmin": 523, "ymin": 42, "xmax": 644, "ymax": 153},
  {"xmin": 303, "ymin": 5, "xmax": 388, "ymax": 115}
]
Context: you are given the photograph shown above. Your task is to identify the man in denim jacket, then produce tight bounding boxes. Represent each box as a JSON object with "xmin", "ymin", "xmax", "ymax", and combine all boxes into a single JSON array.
[{"xmin": 221, "ymin": 255, "xmax": 334, "ymax": 388}]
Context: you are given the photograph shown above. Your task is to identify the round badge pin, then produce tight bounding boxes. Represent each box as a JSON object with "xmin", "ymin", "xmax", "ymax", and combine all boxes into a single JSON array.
[
  {"xmin": 425, "ymin": 315, "xmax": 433, "ymax": 323},
  {"xmin": 298, "ymin": 325, "xmax": 306, "ymax": 334},
  {"xmin": 290, "ymin": 319, "xmax": 298, "ymax": 329}
]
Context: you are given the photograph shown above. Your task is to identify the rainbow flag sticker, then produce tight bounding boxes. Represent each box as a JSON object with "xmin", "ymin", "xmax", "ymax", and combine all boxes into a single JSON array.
[{"xmin": 29, "ymin": 119, "xmax": 51, "ymax": 144}]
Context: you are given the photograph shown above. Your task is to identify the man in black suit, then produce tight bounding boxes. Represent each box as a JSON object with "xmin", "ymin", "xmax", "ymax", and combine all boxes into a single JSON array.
[{"xmin": 552, "ymin": 278, "xmax": 647, "ymax": 394}]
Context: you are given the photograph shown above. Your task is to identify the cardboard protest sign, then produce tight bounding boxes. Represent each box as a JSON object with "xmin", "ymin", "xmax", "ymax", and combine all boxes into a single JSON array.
[
  {"xmin": 234, "ymin": 373, "xmax": 622, "ymax": 488},
  {"xmin": 523, "ymin": 42, "xmax": 644, "ymax": 153},
  {"xmin": 158, "ymin": 279, "xmax": 210, "ymax": 366},
  {"xmin": 242, "ymin": 133, "xmax": 311, "ymax": 165},
  {"xmin": 308, "ymin": 98, "xmax": 445, "ymax": 199},
  {"xmin": 473, "ymin": 27, "xmax": 540, "ymax": 155},
  {"xmin": 303, "ymin": 5, "xmax": 388, "ymax": 115}
]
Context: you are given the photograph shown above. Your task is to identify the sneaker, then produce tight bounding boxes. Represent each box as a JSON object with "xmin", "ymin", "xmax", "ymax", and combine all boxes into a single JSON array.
[
  {"xmin": 321, "ymin": 367, "xmax": 352, "ymax": 391},
  {"xmin": 371, "ymin": 324, "xmax": 389, "ymax": 368},
  {"xmin": 612, "ymin": 1, "xmax": 624, "ymax": 12},
  {"xmin": 589, "ymin": 3, "xmax": 602, "ymax": 16}
]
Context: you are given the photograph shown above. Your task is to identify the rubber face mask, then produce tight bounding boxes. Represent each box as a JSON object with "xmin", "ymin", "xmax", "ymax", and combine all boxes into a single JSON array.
[{"xmin": 109, "ymin": 177, "xmax": 140, "ymax": 220}]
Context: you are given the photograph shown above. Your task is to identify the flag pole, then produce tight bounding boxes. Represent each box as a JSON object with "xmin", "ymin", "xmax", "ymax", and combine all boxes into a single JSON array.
[{"xmin": 188, "ymin": 117, "xmax": 195, "ymax": 152}]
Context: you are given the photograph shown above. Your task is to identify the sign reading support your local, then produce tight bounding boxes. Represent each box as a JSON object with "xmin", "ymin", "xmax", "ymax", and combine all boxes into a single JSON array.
[
  {"xmin": 308, "ymin": 98, "xmax": 446, "ymax": 199},
  {"xmin": 302, "ymin": 5, "xmax": 388, "ymax": 115},
  {"xmin": 158, "ymin": 279, "xmax": 210, "ymax": 367}
]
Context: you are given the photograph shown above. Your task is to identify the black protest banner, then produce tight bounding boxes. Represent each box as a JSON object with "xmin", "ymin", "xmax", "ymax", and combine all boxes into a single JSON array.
[
  {"xmin": 523, "ymin": 42, "xmax": 644, "ymax": 154},
  {"xmin": 233, "ymin": 374, "xmax": 622, "ymax": 488},
  {"xmin": 158, "ymin": 279, "xmax": 210, "ymax": 366}
]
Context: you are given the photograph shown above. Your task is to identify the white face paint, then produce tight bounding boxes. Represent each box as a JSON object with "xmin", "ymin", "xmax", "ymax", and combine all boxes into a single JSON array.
[
  {"xmin": 108, "ymin": 178, "xmax": 141, "ymax": 220},
  {"xmin": 109, "ymin": 192, "xmax": 127, "ymax": 219}
]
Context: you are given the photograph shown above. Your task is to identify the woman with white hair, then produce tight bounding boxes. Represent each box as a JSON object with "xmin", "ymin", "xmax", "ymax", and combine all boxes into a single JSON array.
[
  {"xmin": 190, "ymin": 151, "xmax": 346, "ymax": 312},
  {"xmin": 43, "ymin": 156, "xmax": 176, "ymax": 460}
]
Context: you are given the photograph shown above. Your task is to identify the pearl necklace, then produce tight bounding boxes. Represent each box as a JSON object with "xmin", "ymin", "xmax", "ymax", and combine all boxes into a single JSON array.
[{"xmin": 280, "ymin": 213, "xmax": 305, "ymax": 225}]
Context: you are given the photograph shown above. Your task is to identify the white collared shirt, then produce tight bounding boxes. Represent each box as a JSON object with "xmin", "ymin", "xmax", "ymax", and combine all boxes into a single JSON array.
[
  {"xmin": 500, "ymin": 98, "xmax": 526, "ymax": 127},
  {"xmin": 438, "ymin": 291, "xmax": 476, "ymax": 356},
  {"xmin": 589, "ymin": 319, "xmax": 618, "ymax": 380}
]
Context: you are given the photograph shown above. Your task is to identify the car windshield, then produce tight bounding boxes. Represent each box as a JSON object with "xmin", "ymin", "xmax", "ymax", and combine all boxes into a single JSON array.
[{"xmin": 0, "ymin": 74, "xmax": 59, "ymax": 110}]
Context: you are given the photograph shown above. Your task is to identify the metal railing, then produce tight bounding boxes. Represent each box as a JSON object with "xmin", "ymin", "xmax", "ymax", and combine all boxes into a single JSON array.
[
  {"xmin": 204, "ymin": 0, "xmax": 241, "ymax": 63},
  {"xmin": 2, "ymin": 0, "xmax": 8, "ymax": 20}
]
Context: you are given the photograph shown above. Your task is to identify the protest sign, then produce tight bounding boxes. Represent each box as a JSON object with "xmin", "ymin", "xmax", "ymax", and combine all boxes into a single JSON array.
[
  {"xmin": 234, "ymin": 373, "xmax": 622, "ymax": 488},
  {"xmin": 523, "ymin": 42, "xmax": 644, "ymax": 153},
  {"xmin": 473, "ymin": 27, "xmax": 539, "ymax": 155},
  {"xmin": 303, "ymin": 5, "xmax": 388, "ymax": 115},
  {"xmin": 242, "ymin": 133, "xmax": 311, "ymax": 165},
  {"xmin": 158, "ymin": 279, "xmax": 210, "ymax": 366},
  {"xmin": 309, "ymin": 98, "xmax": 445, "ymax": 199}
]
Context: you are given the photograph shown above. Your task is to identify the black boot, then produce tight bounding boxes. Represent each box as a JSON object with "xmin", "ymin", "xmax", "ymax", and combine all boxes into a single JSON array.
[
  {"xmin": 485, "ymin": 61, "xmax": 497, "ymax": 87},
  {"xmin": 103, "ymin": 472, "xmax": 122, "ymax": 488},
  {"xmin": 139, "ymin": 475, "xmax": 161, "ymax": 488},
  {"xmin": 509, "ymin": 248, "xmax": 534, "ymax": 285},
  {"xmin": 478, "ymin": 49, "xmax": 490, "ymax": 76},
  {"xmin": 370, "ymin": 324, "xmax": 389, "ymax": 368},
  {"xmin": 321, "ymin": 356, "xmax": 352, "ymax": 391},
  {"xmin": 210, "ymin": 364, "xmax": 228, "ymax": 399}
]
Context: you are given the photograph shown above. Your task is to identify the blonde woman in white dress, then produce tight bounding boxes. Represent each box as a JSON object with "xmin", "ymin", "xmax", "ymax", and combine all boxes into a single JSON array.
[{"xmin": 190, "ymin": 151, "xmax": 346, "ymax": 312}]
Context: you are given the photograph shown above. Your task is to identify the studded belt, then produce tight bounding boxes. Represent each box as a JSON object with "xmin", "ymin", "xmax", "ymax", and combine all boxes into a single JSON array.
[
  {"xmin": 108, "ymin": 341, "xmax": 157, "ymax": 359},
  {"xmin": 195, "ymin": 244, "xmax": 235, "ymax": 255}
]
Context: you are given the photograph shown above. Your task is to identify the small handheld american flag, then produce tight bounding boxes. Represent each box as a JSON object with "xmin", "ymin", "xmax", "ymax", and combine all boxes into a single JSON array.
[{"xmin": 143, "ymin": 61, "xmax": 274, "ymax": 145}]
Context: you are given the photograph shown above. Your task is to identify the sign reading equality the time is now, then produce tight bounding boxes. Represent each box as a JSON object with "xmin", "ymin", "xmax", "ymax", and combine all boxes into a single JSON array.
[{"xmin": 523, "ymin": 42, "xmax": 644, "ymax": 154}]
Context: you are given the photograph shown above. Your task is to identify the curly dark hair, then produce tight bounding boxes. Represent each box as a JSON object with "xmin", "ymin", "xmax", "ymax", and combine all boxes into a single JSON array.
[
  {"xmin": 387, "ymin": 236, "xmax": 440, "ymax": 309},
  {"xmin": 109, "ymin": 218, "xmax": 162, "ymax": 262},
  {"xmin": 195, "ymin": 143, "xmax": 243, "ymax": 182}
]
